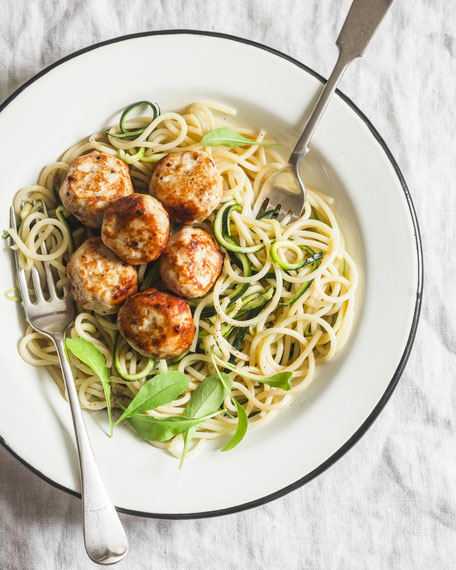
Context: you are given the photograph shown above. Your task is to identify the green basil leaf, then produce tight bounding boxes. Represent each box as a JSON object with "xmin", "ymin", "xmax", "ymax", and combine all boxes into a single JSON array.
[
  {"xmin": 180, "ymin": 372, "xmax": 233, "ymax": 468},
  {"xmin": 221, "ymin": 399, "xmax": 248, "ymax": 452},
  {"xmin": 257, "ymin": 372, "xmax": 293, "ymax": 391},
  {"xmin": 114, "ymin": 371, "xmax": 189, "ymax": 426},
  {"xmin": 212, "ymin": 351, "xmax": 293, "ymax": 391},
  {"xmin": 200, "ymin": 127, "xmax": 280, "ymax": 148},
  {"xmin": 65, "ymin": 338, "xmax": 113, "ymax": 436},
  {"xmin": 128, "ymin": 410, "xmax": 223, "ymax": 442},
  {"xmin": 184, "ymin": 373, "xmax": 232, "ymax": 418}
]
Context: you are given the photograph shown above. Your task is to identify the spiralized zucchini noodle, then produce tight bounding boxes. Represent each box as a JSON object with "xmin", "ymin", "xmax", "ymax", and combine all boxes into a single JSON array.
[{"xmin": 8, "ymin": 101, "xmax": 358, "ymax": 460}]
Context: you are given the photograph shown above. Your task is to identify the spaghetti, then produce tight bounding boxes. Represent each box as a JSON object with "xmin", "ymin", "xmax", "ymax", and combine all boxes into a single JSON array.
[{"xmin": 8, "ymin": 101, "xmax": 358, "ymax": 459}]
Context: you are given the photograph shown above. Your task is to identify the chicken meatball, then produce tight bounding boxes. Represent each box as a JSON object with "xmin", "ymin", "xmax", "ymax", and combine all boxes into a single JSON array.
[
  {"xmin": 159, "ymin": 227, "xmax": 223, "ymax": 299},
  {"xmin": 66, "ymin": 237, "xmax": 137, "ymax": 315},
  {"xmin": 117, "ymin": 288, "xmax": 195, "ymax": 359},
  {"xmin": 101, "ymin": 193, "xmax": 169, "ymax": 264},
  {"xmin": 60, "ymin": 152, "xmax": 134, "ymax": 227},
  {"xmin": 149, "ymin": 150, "xmax": 223, "ymax": 225}
]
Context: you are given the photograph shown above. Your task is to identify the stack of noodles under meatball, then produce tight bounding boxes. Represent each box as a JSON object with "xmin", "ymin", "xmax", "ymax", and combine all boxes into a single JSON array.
[{"xmin": 8, "ymin": 101, "xmax": 358, "ymax": 460}]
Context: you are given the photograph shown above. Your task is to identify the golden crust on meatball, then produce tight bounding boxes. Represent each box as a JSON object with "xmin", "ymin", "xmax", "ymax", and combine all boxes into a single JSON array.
[
  {"xmin": 101, "ymin": 193, "xmax": 169, "ymax": 264},
  {"xmin": 66, "ymin": 237, "xmax": 137, "ymax": 315},
  {"xmin": 159, "ymin": 227, "xmax": 223, "ymax": 299},
  {"xmin": 149, "ymin": 150, "xmax": 223, "ymax": 225},
  {"xmin": 117, "ymin": 288, "xmax": 195, "ymax": 359},
  {"xmin": 60, "ymin": 152, "xmax": 134, "ymax": 227}
]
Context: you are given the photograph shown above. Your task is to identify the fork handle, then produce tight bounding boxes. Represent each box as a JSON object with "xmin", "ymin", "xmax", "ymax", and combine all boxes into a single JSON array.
[
  {"xmin": 289, "ymin": 0, "xmax": 394, "ymax": 169},
  {"xmin": 55, "ymin": 336, "xmax": 128, "ymax": 565}
]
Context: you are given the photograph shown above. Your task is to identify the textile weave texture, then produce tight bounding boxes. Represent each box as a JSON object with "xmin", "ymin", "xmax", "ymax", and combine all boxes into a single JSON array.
[{"xmin": 1, "ymin": 1, "xmax": 454, "ymax": 568}]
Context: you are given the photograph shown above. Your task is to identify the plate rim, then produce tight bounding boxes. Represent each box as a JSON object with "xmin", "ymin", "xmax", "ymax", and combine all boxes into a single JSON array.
[{"xmin": 0, "ymin": 29, "xmax": 423, "ymax": 520}]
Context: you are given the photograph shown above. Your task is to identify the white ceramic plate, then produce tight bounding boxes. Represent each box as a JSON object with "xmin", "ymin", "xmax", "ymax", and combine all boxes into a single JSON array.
[{"xmin": 0, "ymin": 32, "xmax": 422, "ymax": 518}]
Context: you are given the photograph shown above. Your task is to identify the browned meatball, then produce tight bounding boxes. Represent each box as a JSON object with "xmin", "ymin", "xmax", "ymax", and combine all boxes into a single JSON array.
[
  {"xmin": 66, "ymin": 237, "xmax": 137, "ymax": 315},
  {"xmin": 60, "ymin": 152, "xmax": 134, "ymax": 227},
  {"xmin": 101, "ymin": 193, "xmax": 169, "ymax": 264},
  {"xmin": 159, "ymin": 227, "xmax": 223, "ymax": 299},
  {"xmin": 149, "ymin": 150, "xmax": 223, "ymax": 225},
  {"xmin": 117, "ymin": 288, "xmax": 195, "ymax": 359}
]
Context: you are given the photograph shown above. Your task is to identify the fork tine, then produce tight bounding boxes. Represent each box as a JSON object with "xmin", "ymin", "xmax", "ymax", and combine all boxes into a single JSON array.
[
  {"xmin": 39, "ymin": 201, "xmax": 59, "ymax": 299},
  {"xmin": 253, "ymin": 188, "xmax": 277, "ymax": 218},
  {"xmin": 9, "ymin": 204, "xmax": 16, "ymax": 228},
  {"xmin": 275, "ymin": 211, "xmax": 288, "ymax": 223},
  {"xmin": 9, "ymin": 206, "xmax": 31, "ymax": 306},
  {"xmin": 31, "ymin": 266, "xmax": 45, "ymax": 302},
  {"xmin": 16, "ymin": 265, "xmax": 31, "ymax": 306},
  {"xmin": 288, "ymin": 213, "xmax": 300, "ymax": 224}
]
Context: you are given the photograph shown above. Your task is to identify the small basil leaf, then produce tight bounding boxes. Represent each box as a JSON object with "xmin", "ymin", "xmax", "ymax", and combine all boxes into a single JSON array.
[
  {"xmin": 114, "ymin": 371, "xmax": 189, "ymax": 426},
  {"xmin": 257, "ymin": 371, "xmax": 293, "ymax": 391},
  {"xmin": 200, "ymin": 127, "xmax": 280, "ymax": 148},
  {"xmin": 184, "ymin": 373, "xmax": 232, "ymax": 418},
  {"xmin": 180, "ymin": 373, "xmax": 232, "ymax": 468},
  {"xmin": 129, "ymin": 410, "xmax": 222, "ymax": 442},
  {"xmin": 221, "ymin": 399, "xmax": 248, "ymax": 452},
  {"xmin": 65, "ymin": 338, "xmax": 113, "ymax": 436},
  {"xmin": 212, "ymin": 351, "xmax": 293, "ymax": 391}
]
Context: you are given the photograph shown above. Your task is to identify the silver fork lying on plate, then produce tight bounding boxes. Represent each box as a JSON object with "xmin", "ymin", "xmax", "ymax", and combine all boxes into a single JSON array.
[
  {"xmin": 10, "ymin": 205, "xmax": 128, "ymax": 565},
  {"xmin": 253, "ymin": 0, "xmax": 394, "ymax": 221}
]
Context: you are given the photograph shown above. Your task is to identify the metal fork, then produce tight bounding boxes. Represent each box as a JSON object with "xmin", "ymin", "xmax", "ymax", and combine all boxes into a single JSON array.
[
  {"xmin": 253, "ymin": 0, "xmax": 394, "ymax": 221},
  {"xmin": 10, "ymin": 205, "xmax": 128, "ymax": 565}
]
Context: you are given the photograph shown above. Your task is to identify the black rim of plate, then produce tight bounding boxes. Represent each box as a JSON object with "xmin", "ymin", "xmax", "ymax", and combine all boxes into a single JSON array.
[{"xmin": 0, "ymin": 30, "xmax": 423, "ymax": 520}]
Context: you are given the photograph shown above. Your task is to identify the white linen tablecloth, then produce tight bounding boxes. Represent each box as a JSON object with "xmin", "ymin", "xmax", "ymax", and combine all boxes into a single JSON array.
[{"xmin": 1, "ymin": 1, "xmax": 454, "ymax": 568}]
